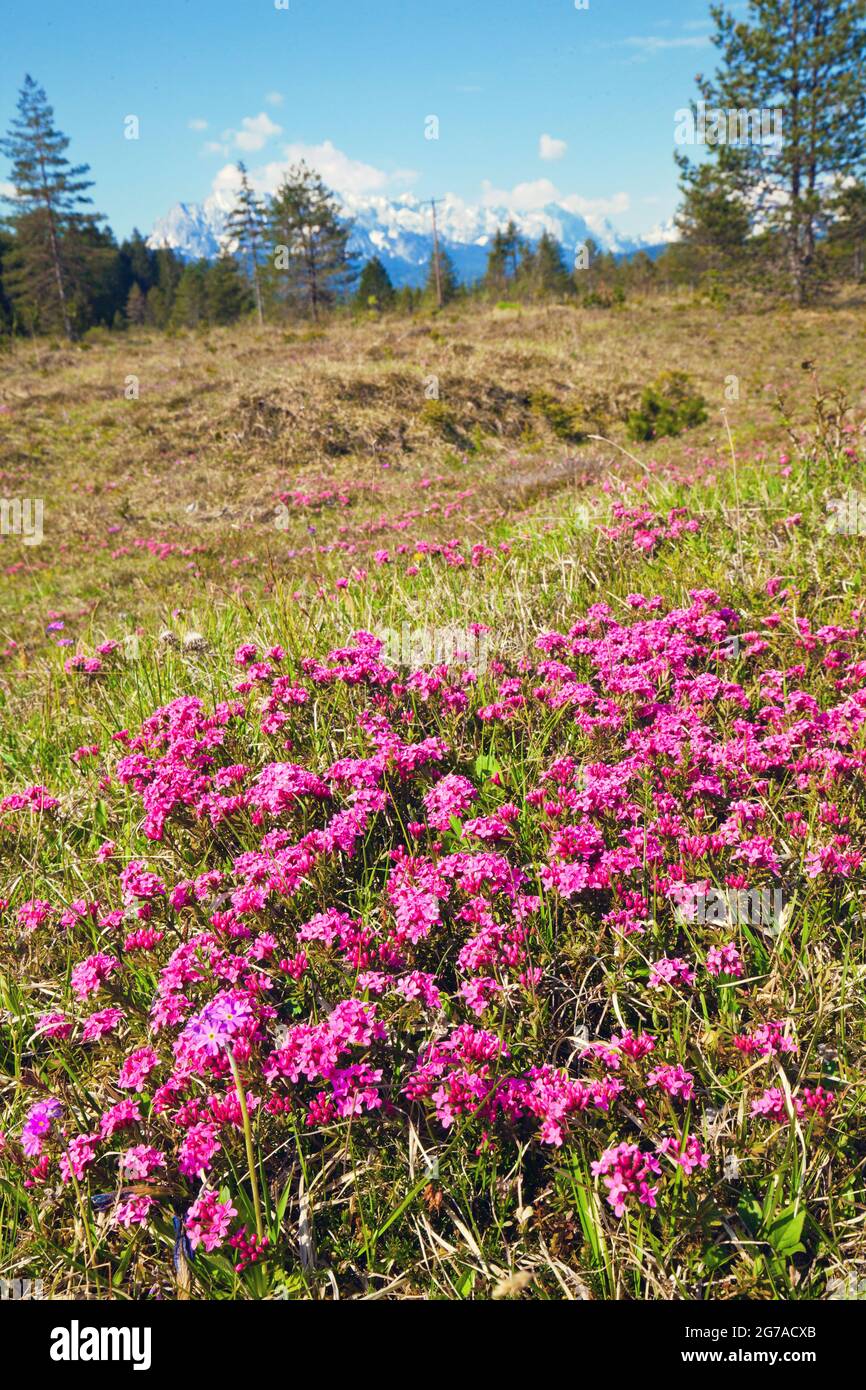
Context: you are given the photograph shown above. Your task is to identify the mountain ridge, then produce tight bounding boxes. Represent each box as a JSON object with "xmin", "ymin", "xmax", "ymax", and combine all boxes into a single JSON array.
[{"xmin": 147, "ymin": 190, "xmax": 676, "ymax": 287}]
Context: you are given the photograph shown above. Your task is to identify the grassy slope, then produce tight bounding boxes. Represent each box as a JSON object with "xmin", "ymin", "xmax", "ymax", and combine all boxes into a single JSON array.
[{"xmin": 0, "ymin": 299, "xmax": 865, "ymax": 1300}]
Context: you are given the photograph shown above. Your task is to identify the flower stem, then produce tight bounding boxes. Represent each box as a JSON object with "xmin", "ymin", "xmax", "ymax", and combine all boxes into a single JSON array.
[{"xmin": 229, "ymin": 1049, "xmax": 265, "ymax": 1243}]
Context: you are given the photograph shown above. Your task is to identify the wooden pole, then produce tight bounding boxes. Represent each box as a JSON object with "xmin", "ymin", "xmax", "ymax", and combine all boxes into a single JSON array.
[{"xmin": 431, "ymin": 198, "xmax": 443, "ymax": 309}]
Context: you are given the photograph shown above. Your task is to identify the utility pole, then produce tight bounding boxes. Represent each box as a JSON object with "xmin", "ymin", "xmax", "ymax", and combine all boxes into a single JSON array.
[{"xmin": 430, "ymin": 198, "xmax": 443, "ymax": 309}]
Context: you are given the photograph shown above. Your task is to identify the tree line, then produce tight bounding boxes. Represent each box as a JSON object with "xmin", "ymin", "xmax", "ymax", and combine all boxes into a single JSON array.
[{"xmin": 1, "ymin": 0, "xmax": 864, "ymax": 338}]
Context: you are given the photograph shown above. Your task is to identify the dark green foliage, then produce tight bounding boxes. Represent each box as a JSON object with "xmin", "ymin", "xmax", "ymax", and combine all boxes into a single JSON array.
[
  {"xmin": 0, "ymin": 75, "xmax": 106, "ymax": 336},
  {"xmin": 425, "ymin": 245, "xmax": 460, "ymax": 305},
  {"xmin": 266, "ymin": 162, "xmax": 354, "ymax": 320},
  {"xmin": 529, "ymin": 390, "xmax": 588, "ymax": 442},
  {"xmin": 355, "ymin": 256, "xmax": 395, "ymax": 310},
  {"xmin": 224, "ymin": 163, "xmax": 266, "ymax": 325},
  {"xmin": 626, "ymin": 371, "xmax": 708, "ymax": 442},
  {"xmin": 676, "ymin": 0, "xmax": 866, "ymax": 303},
  {"xmin": 206, "ymin": 254, "xmax": 253, "ymax": 324}
]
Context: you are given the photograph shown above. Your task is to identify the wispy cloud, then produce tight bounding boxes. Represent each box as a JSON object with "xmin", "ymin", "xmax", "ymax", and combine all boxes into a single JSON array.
[
  {"xmin": 188, "ymin": 118, "xmax": 208, "ymax": 131},
  {"xmin": 210, "ymin": 139, "xmax": 417, "ymax": 202},
  {"xmin": 203, "ymin": 112, "xmax": 283, "ymax": 157},
  {"xmin": 620, "ymin": 34, "xmax": 711, "ymax": 55},
  {"xmin": 265, "ymin": 91, "xmax": 284, "ymax": 107},
  {"xmin": 480, "ymin": 177, "xmax": 628, "ymax": 218}
]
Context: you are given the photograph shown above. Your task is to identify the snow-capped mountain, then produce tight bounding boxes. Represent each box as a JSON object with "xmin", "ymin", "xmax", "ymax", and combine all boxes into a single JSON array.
[{"xmin": 148, "ymin": 190, "xmax": 674, "ymax": 286}]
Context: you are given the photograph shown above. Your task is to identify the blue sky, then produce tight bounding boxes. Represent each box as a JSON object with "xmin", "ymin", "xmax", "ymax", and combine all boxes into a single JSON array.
[{"xmin": 1, "ymin": 0, "xmax": 733, "ymax": 241}]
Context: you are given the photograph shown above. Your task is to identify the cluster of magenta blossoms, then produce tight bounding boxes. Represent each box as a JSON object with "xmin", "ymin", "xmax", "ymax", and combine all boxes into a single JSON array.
[{"xmin": 1, "ymin": 582, "xmax": 857, "ymax": 1277}]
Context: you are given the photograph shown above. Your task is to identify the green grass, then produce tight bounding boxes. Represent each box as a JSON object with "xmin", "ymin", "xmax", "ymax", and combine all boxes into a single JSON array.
[{"xmin": 0, "ymin": 301, "xmax": 865, "ymax": 1300}]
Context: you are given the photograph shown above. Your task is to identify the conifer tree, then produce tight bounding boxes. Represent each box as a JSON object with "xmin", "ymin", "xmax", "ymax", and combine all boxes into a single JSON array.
[
  {"xmin": 206, "ymin": 253, "xmax": 253, "ymax": 324},
  {"xmin": 674, "ymin": 158, "xmax": 751, "ymax": 271},
  {"xmin": 483, "ymin": 228, "xmax": 511, "ymax": 296},
  {"xmin": 681, "ymin": 0, "xmax": 866, "ymax": 303},
  {"xmin": 530, "ymin": 231, "xmax": 572, "ymax": 297},
  {"xmin": 0, "ymin": 75, "xmax": 105, "ymax": 336},
  {"xmin": 224, "ymin": 162, "xmax": 266, "ymax": 325},
  {"xmin": 355, "ymin": 255, "xmax": 395, "ymax": 309},
  {"xmin": 424, "ymin": 244, "xmax": 459, "ymax": 304},
  {"xmin": 267, "ymin": 162, "xmax": 354, "ymax": 320},
  {"xmin": 169, "ymin": 261, "xmax": 208, "ymax": 329},
  {"xmin": 827, "ymin": 180, "xmax": 866, "ymax": 281},
  {"xmin": 125, "ymin": 281, "xmax": 146, "ymax": 325}
]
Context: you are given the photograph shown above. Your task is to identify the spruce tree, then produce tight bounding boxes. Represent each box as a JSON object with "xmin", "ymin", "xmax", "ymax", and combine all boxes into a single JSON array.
[
  {"xmin": 483, "ymin": 228, "xmax": 511, "ymax": 296},
  {"xmin": 169, "ymin": 261, "xmax": 208, "ymax": 329},
  {"xmin": 0, "ymin": 75, "xmax": 105, "ymax": 337},
  {"xmin": 267, "ymin": 162, "xmax": 354, "ymax": 320},
  {"xmin": 206, "ymin": 254, "xmax": 253, "ymax": 324},
  {"xmin": 355, "ymin": 255, "xmax": 395, "ymax": 310},
  {"xmin": 125, "ymin": 281, "xmax": 146, "ymax": 325},
  {"xmin": 674, "ymin": 158, "xmax": 751, "ymax": 272},
  {"xmin": 224, "ymin": 162, "xmax": 266, "ymax": 325},
  {"xmin": 425, "ymin": 245, "xmax": 459, "ymax": 305},
  {"xmin": 827, "ymin": 181, "xmax": 866, "ymax": 281},
  {"xmin": 683, "ymin": 0, "xmax": 866, "ymax": 303},
  {"xmin": 531, "ymin": 231, "xmax": 572, "ymax": 298}
]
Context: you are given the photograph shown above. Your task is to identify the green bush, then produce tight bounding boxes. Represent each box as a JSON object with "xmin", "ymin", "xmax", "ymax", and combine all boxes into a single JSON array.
[
  {"xmin": 626, "ymin": 370, "xmax": 708, "ymax": 442},
  {"xmin": 529, "ymin": 389, "xmax": 588, "ymax": 442}
]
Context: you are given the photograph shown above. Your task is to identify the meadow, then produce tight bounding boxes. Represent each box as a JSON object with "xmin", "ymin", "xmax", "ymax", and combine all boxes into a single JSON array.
[{"xmin": 1, "ymin": 293, "xmax": 865, "ymax": 1300}]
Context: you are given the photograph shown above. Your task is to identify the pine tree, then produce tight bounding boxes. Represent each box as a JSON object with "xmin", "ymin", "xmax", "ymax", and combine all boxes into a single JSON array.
[
  {"xmin": 169, "ymin": 261, "xmax": 208, "ymax": 329},
  {"xmin": 530, "ymin": 231, "xmax": 572, "ymax": 298},
  {"xmin": 205, "ymin": 254, "xmax": 253, "ymax": 324},
  {"xmin": 267, "ymin": 162, "xmax": 354, "ymax": 320},
  {"xmin": 483, "ymin": 221, "xmax": 527, "ymax": 297},
  {"xmin": 483, "ymin": 229, "xmax": 511, "ymax": 296},
  {"xmin": 683, "ymin": 0, "xmax": 866, "ymax": 303},
  {"xmin": 826, "ymin": 181, "xmax": 866, "ymax": 281},
  {"xmin": 0, "ymin": 229, "xmax": 14, "ymax": 333},
  {"xmin": 355, "ymin": 256, "xmax": 395, "ymax": 310},
  {"xmin": 144, "ymin": 249, "xmax": 183, "ymax": 328},
  {"xmin": 674, "ymin": 157, "xmax": 751, "ymax": 272},
  {"xmin": 0, "ymin": 75, "xmax": 105, "ymax": 336},
  {"xmin": 501, "ymin": 220, "xmax": 523, "ymax": 280},
  {"xmin": 224, "ymin": 162, "xmax": 266, "ymax": 325},
  {"xmin": 118, "ymin": 229, "xmax": 157, "ymax": 308},
  {"xmin": 125, "ymin": 281, "xmax": 146, "ymax": 325},
  {"xmin": 425, "ymin": 245, "xmax": 459, "ymax": 305}
]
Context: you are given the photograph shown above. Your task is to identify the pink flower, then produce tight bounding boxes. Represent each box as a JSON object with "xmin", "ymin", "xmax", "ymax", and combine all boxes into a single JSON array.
[
  {"xmin": 178, "ymin": 1123, "xmax": 222, "ymax": 1178},
  {"xmin": 647, "ymin": 1063, "xmax": 695, "ymax": 1102},
  {"xmin": 592, "ymin": 1143, "xmax": 661, "ymax": 1217},
  {"xmin": 71, "ymin": 953, "xmax": 119, "ymax": 1000},
  {"xmin": 705, "ymin": 943, "xmax": 744, "ymax": 978},
  {"xmin": 113, "ymin": 1195, "xmax": 157, "ymax": 1227},
  {"xmin": 648, "ymin": 957, "xmax": 695, "ymax": 991},
  {"xmin": 120, "ymin": 1145, "xmax": 165, "ymax": 1180},
  {"xmin": 81, "ymin": 1008, "xmax": 125, "ymax": 1042},
  {"xmin": 185, "ymin": 1189, "xmax": 236, "ymax": 1251},
  {"xmin": 423, "ymin": 773, "xmax": 478, "ymax": 831},
  {"xmin": 60, "ymin": 1132, "xmax": 100, "ymax": 1183},
  {"xmin": 117, "ymin": 1046, "xmax": 160, "ymax": 1092}
]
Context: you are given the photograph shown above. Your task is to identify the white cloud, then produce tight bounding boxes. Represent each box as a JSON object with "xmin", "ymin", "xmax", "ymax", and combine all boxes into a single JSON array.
[
  {"xmin": 480, "ymin": 177, "xmax": 557, "ymax": 210},
  {"xmin": 621, "ymin": 34, "xmax": 711, "ymax": 55},
  {"xmin": 188, "ymin": 118, "xmax": 208, "ymax": 131},
  {"xmin": 539, "ymin": 133, "xmax": 567, "ymax": 162},
  {"xmin": 234, "ymin": 112, "xmax": 282, "ymax": 152},
  {"xmin": 265, "ymin": 91, "xmax": 284, "ymax": 107},
  {"xmin": 203, "ymin": 112, "xmax": 283, "ymax": 157},
  {"xmin": 208, "ymin": 141, "xmax": 416, "ymax": 206},
  {"xmin": 284, "ymin": 142, "xmax": 416, "ymax": 195},
  {"xmin": 480, "ymin": 178, "xmax": 629, "ymax": 219},
  {"xmin": 562, "ymin": 190, "xmax": 630, "ymax": 217}
]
